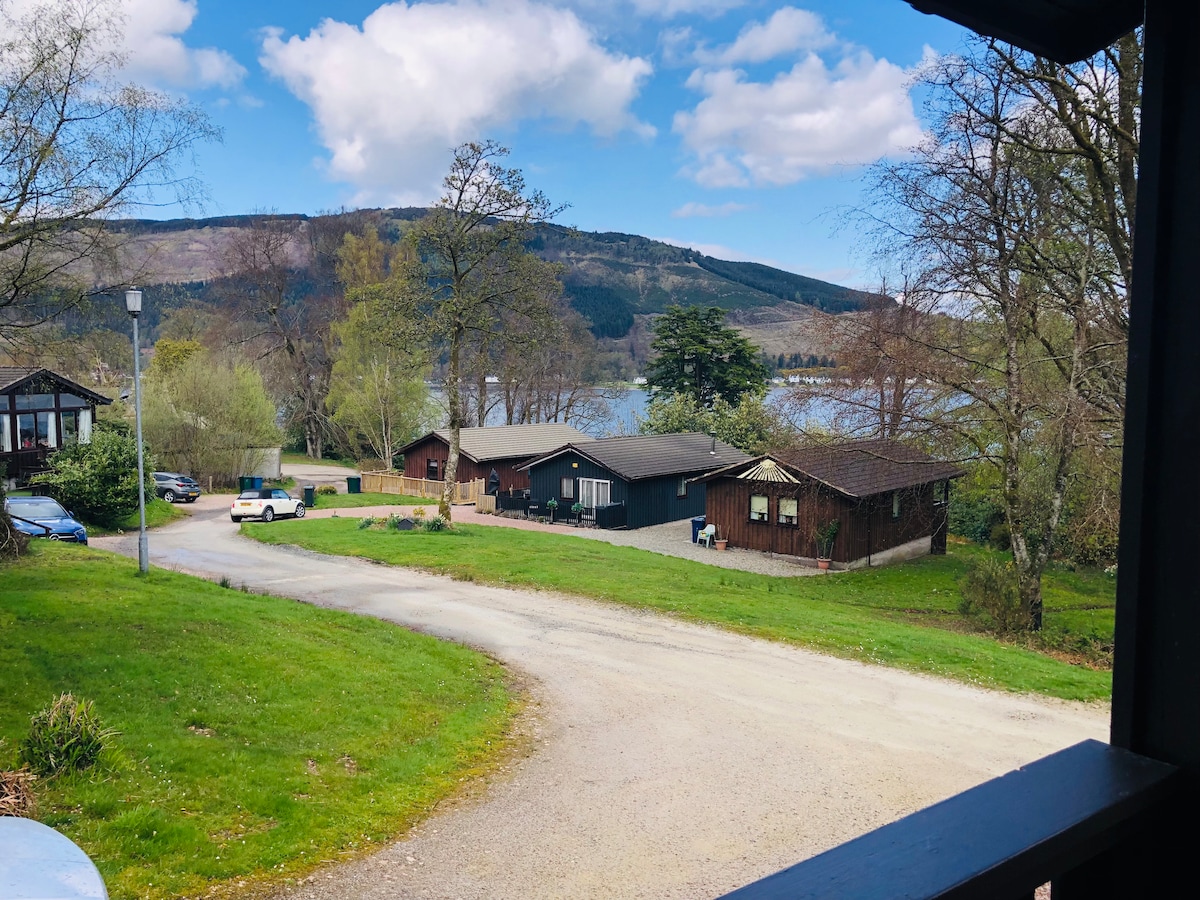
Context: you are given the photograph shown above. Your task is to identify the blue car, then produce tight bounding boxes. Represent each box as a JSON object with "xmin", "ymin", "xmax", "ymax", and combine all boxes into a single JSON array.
[{"xmin": 5, "ymin": 496, "xmax": 88, "ymax": 545}]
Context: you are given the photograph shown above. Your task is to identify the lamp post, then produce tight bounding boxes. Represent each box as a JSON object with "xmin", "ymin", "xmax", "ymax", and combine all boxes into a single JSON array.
[{"xmin": 125, "ymin": 288, "xmax": 149, "ymax": 574}]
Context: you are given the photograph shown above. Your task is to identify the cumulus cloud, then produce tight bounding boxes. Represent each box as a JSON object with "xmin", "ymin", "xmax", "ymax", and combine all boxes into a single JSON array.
[
  {"xmin": 5, "ymin": 0, "xmax": 244, "ymax": 89},
  {"xmin": 671, "ymin": 201, "xmax": 750, "ymax": 218},
  {"xmin": 674, "ymin": 49, "xmax": 923, "ymax": 187},
  {"xmin": 628, "ymin": 0, "xmax": 745, "ymax": 19},
  {"xmin": 259, "ymin": 0, "xmax": 653, "ymax": 205},
  {"xmin": 694, "ymin": 7, "xmax": 834, "ymax": 66}
]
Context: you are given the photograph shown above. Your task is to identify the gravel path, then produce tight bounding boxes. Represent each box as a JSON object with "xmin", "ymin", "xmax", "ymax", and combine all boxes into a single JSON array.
[{"xmin": 96, "ymin": 492, "xmax": 1109, "ymax": 898}]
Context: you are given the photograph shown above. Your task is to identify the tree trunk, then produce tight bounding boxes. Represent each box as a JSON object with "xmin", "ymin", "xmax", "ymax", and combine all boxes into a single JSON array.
[{"xmin": 440, "ymin": 325, "xmax": 463, "ymax": 520}]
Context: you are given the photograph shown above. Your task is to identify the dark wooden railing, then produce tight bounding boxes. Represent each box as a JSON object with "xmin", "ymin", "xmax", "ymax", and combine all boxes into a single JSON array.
[{"xmin": 719, "ymin": 740, "xmax": 1177, "ymax": 900}]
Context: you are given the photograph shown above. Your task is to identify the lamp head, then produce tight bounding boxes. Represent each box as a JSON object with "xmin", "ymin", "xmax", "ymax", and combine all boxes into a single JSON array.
[{"xmin": 124, "ymin": 288, "xmax": 143, "ymax": 316}]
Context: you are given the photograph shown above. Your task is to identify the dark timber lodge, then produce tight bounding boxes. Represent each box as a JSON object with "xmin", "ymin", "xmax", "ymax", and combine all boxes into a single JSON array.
[{"xmin": 720, "ymin": 1, "xmax": 1200, "ymax": 898}]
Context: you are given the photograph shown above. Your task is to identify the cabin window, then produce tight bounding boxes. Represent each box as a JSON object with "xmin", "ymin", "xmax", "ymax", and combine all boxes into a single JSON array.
[
  {"xmin": 749, "ymin": 494, "xmax": 769, "ymax": 522},
  {"xmin": 778, "ymin": 497, "xmax": 798, "ymax": 525},
  {"xmin": 59, "ymin": 393, "xmax": 89, "ymax": 409},
  {"xmin": 1, "ymin": 414, "xmax": 10, "ymax": 452},
  {"xmin": 560, "ymin": 477, "xmax": 574, "ymax": 500},
  {"xmin": 578, "ymin": 478, "xmax": 610, "ymax": 509},
  {"xmin": 426, "ymin": 458, "xmax": 439, "ymax": 480},
  {"xmin": 892, "ymin": 491, "xmax": 901, "ymax": 519},
  {"xmin": 78, "ymin": 409, "xmax": 93, "ymax": 443},
  {"xmin": 933, "ymin": 480, "xmax": 949, "ymax": 507},
  {"xmin": 16, "ymin": 412, "xmax": 53, "ymax": 449},
  {"xmin": 677, "ymin": 476, "xmax": 687, "ymax": 498},
  {"xmin": 14, "ymin": 392, "xmax": 54, "ymax": 411},
  {"xmin": 60, "ymin": 411, "xmax": 78, "ymax": 445}
]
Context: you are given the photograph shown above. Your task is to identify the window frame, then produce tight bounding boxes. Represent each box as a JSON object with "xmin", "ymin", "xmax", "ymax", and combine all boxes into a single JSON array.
[
  {"xmin": 749, "ymin": 493, "xmax": 769, "ymax": 523},
  {"xmin": 560, "ymin": 476, "xmax": 574, "ymax": 500},
  {"xmin": 777, "ymin": 496, "xmax": 798, "ymax": 526}
]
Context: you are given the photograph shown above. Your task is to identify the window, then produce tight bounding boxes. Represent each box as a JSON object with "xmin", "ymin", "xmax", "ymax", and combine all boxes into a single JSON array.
[
  {"xmin": 560, "ymin": 477, "xmax": 574, "ymax": 500},
  {"xmin": 14, "ymin": 392, "xmax": 54, "ymax": 411},
  {"xmin": 750, "ymin": 494, "xmax": 768, "ymax": 522},
  {"xmin": 892, "ymin": 491, "xmax": 901, "ymax": 519},
  {"xmin": 426, "ymin": 458, "xmax": 440, "ymax": 480},
  {"xmin": 60, "ymin": 411, "xmax": 78, "ymax": 445},
  {"xmin": 16, "ymin": 412, "xmax": 53, "ymax": 449},
  {"xmin": 677, "ymin": 476, "xmax": 688, "ymax": 498},
  {"xmin": 1, "ymin": 414, "xmax": 10, "ymax": 452},
  {"xmin": 578, "ymin": 477, "xmax": 610, "ymax": 509},
  {"xmin": 778, "ymin": 497, "xmax": 798, "ymax": 525},
  {"xmin": 934, "ymin": 480, "xmax": 949, "ymax": 507}
]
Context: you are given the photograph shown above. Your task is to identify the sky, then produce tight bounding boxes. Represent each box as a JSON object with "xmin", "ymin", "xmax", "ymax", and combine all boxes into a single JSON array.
[{"xmin": 56, "ymin": 0, "xmax": 973, "ymax": 288}]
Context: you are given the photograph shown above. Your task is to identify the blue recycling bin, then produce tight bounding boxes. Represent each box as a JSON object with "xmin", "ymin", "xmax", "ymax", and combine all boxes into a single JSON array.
[
  {"xmin": 691, "ymin": 516, "xmax": 706, "ymax": 543},
  {"xmin": 251, "ymin": 476, "xmax": 263, "ymax": 490}
]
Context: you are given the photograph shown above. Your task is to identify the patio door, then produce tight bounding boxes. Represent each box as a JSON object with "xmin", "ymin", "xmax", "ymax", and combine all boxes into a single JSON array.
[{"xmin": 578, "ymin": 478, "xmax": 610, "ymax": 509}]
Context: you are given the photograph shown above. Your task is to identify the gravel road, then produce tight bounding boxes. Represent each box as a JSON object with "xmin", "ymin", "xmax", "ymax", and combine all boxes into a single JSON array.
[{"xmin": 93, "ymin": 495, "xmax": 1108, "ymax": 899}]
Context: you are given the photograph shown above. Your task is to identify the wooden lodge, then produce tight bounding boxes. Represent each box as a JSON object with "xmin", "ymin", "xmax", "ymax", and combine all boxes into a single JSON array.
[
  {"xmin": 1, "ymin": 367, "xmax": 112, "ymax": 489},
  {"xmin": 696, "ymin": 439, "xmax": 964, "ymax": 567},
  {"xmin": 521, "ymin": 432, "xmax": 750, "ymax": 529},
  {"xmin": 398, "ymin": 423, "xmax": 592, "ymax": 495}
]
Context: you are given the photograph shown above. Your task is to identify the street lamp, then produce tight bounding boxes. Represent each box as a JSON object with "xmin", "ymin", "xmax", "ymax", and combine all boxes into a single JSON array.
[{"xmin": 125, "ymin": 288, "xmax": 148, "ymax": 574}]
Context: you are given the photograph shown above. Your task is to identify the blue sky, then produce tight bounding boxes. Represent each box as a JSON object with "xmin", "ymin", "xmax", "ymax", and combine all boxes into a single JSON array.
[{"xmin": 85, "ymin": 0, "xmax": 971, "ymax": 288}]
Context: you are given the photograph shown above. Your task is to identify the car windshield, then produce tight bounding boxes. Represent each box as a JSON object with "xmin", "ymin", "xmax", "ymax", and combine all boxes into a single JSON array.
[
  {"xmin": 8, "ymin": 499, "xmax": 69, "ymax": 518},
  {"xmin": 237, "ymin": 491, "xmax": 261, "ymax": 500}
]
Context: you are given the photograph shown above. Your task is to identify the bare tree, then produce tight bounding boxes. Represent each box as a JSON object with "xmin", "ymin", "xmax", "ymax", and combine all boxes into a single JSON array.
[{"xmin": 0, "ymin": 0, "xmax": 217, "ymax": 345}]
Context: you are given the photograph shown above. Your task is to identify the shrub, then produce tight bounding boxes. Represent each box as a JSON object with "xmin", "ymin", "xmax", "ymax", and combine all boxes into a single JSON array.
[
  {"xmin": 29, "ymin": 425, "xmax": 152, "ymax": 528},
  {"xmin": 357, "ymin": 517, "xmax": 378, "ymax": 529},
  {"xmin": 316, "ymin": 484, "xmax": 338, "ymax": 496},
  {"xmin": 958, "ymin": 557, "xmax": 1028, "ymax": 634},
  {"xmin": 412, "ymin": 507, "xmax": 427, "ymax": 520},
  {"xmin": 422, "ymin": 514, "xmax": 449, "ymax": 532},
  {"xmin": 18, "ymin": 693, "xmax": 115, "ymax": 776}
]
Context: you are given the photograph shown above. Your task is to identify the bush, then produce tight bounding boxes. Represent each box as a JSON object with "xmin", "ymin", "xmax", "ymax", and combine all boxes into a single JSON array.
[
  {"xmin": 357, "ymin": 517, "xmax": 378, "ymax": 529},
  {"xmin": 958, "ymin": 557, "xmax": 1028, "ymax": 635},
  {"xmin": 29, "ymin": 425, "xmax": 151, "ymax": 528},
  {"xmin": 315, "ymin": 484, "xmax": 338, "ymax": 496},
  {"xmin": 18, "ymin": 693, "xmax": 115, "ymax": 777},
  {"xmin": 422, "ymin": 514, "xmax": 449, "ymax": 532},
  {"xmin": 0, "ymin": 475, "xmax": 30, "ymax": 560}
]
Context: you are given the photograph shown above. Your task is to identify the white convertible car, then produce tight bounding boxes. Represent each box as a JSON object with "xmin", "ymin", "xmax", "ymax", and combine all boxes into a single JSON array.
[{"xmin": 230, "ymin": 488, "xmax": 305, "ymax": 523}]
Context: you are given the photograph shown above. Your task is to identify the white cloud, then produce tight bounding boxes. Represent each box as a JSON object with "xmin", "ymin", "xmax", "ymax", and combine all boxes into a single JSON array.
[
  {"xmin": 674, "ymin": 50, "xmax": 924, "ymax": 187},
  {"xmin": 5, "ymin": 0, "xmax": 245, "ymax": 89},
  {"xmin": 628, "ymin": 0, "xmax": 745, "ymax": 18},
  {"xmin": 694, "ymin": 7, "xmax": 834, "ymax": 66},
  {"xmin": 259, "ymin": 0, "xmax": 653, "ymax": 205},
  {"xmin": 671, "ymin": 201, "xmax": 750, "ymax": 218}
]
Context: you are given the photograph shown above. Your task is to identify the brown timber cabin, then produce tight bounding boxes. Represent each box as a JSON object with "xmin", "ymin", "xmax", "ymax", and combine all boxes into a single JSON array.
[
  {"xmin": 696, "ymin": 439, "xmax": 964, "ymax": 568},
  {"xmin": 398, "ymin": 423, "xmax": 593, "ymax": 494},
  {"xmin": 1, "ymin": 367, "xmax": 113, "ymax": 489}
]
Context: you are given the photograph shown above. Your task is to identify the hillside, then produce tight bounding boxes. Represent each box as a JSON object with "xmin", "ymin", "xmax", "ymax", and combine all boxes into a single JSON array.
[{"xmin": 97, "ymin": 210, "xmax": 871, "ymax": 345}]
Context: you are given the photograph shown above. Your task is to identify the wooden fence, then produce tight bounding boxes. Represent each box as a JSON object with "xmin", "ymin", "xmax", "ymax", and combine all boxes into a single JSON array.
[
  {"xmin": 360, "ymin": 472, "xmax": 484, "ymax": 505},
  {"xmin": 476, "ymin": 494, "xmax": 497, "ymax": 514}
]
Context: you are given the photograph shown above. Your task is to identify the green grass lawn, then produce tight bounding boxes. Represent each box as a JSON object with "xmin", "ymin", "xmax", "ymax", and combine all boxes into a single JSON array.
[
  {"xmin": 307, "ymin": 491, "xmax": 430, "ymax": 509},
  {"xmin": 0, "ymin": 545, "xmax": 516, "ymax": 899},
  {"xmin": 244, "ymin": 522, "xmax": 1114, "ymax": 702}
]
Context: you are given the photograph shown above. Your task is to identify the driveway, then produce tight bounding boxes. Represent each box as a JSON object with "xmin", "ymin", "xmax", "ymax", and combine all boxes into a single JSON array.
[{"xmin": 93, "ymin": 499, "xmax": 1108, "ymax": 899}]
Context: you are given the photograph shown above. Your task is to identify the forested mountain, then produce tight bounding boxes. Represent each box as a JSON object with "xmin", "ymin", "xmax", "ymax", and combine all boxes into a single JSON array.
[{"xmin": 99, "ymin": 210, "xmax": 870, "ymax": 342}]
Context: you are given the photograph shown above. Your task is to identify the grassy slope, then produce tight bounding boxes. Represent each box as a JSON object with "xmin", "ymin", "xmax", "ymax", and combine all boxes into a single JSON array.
[
  {"xmin": 0, "ymin": 545, "xmax": 515, "ymax": 899},
  {"xmin": 245, "ymin": 521, "xmax": 1113, "ymax": 702}
]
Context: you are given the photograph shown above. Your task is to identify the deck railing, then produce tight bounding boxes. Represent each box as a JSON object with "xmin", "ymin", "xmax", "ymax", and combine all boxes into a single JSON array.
[
  {"xmin": 719, "ymin": 740, "xmax": 1177, "ymax": 900},
  {"xmin": 360, "ymin": 472, "xmax": 484, "ymax": 505}
]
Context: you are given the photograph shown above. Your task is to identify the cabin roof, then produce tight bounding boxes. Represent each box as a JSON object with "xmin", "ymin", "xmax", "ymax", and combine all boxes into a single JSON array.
[
  {"xmin": 697, "ymin": 439, "xmax": 965, "ymax": 498},
  {"xmin": 0, "ymin": 367, "xmax": 112, "ymax": 405},
  {"xmin": 522, "ymin": 432, "xmax": 751, "ymax": 481},
  {"xmin": 399, "ymin": 423, "xmax": 593, "ymax": 463}
]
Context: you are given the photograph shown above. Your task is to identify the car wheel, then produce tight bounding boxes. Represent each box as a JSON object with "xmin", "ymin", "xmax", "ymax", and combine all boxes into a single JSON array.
[
  {"xmin": 294, "ymin": 503, "xmax": 305, "ymax": 518},
  {"xmin": 262, "ymin": 506, "xmax": 275, "ymax": 522},
  {"xmin": 163, "ymin": 489, "xmax": 176, "ymax": 503},
  {"xmin": 231, "ymin": 515, "xmax": 241, "ymax": 523}
]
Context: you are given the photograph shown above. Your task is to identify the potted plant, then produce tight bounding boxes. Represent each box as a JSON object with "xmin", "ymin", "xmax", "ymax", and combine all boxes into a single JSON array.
[
  {"xmin": 714, "ymin": 527, "xmax": 728, "ymax": 551},
  {"xmin": 813, "ymin": 519, "xmax": 840, "ymax": 569},
  {"xmin": 571, "ymin": 501, "xmax": 584, "ymax": 525},
  {"xmin": 546, "ymin": 498, "xmax": 558, "ymax": 523}
]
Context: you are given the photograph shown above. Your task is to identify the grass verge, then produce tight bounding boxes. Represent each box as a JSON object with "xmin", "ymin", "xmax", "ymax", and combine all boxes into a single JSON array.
[
  {"xmin": 245, "ymin": 521, "xmax": 1113, "ymax": 703},
  {"xmin": 0, "ymin": 544, "xmax": 516, "ymax": 899},
  {"xmin": 307, "ymin": 491, "xmax": 430, "ymax": 510}
]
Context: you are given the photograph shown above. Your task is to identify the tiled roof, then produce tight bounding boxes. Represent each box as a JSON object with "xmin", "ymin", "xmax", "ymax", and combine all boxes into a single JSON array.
[
  {"xmin": 402, "ymin": 423, "xmax": 593, "ymax": 462},
  {"xmin": 0, "ymin": 367, "xmax": 112, "ymax": 404},
  {"xmin": 773, "ymin": 439, "xmax": 964, "ymax": 497},
  {"xmin": 526, "ymin": 432, "xmax": 751, "ymax": 481}
]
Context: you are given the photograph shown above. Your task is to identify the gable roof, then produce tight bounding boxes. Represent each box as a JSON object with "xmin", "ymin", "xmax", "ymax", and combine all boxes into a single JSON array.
[
  {"xmin": 523, "ymin": 432, "xmax": 751, "ymax": 481},
  {"xmin": 399, "ymin": 423, "xmax": 593, "ymax": 463},
  {"xmin": 697, "ymin": 439, "xmax": 964, "ymax": 498},
  {"xmin": 0, "ymin": 367, "xmax": 112, "ymax": 405}
]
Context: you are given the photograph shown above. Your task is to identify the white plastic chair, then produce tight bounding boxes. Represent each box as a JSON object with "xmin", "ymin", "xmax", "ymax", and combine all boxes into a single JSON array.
[{"xmin": 699, "ymin": 524, "xmax": 717, "ymax": 548}]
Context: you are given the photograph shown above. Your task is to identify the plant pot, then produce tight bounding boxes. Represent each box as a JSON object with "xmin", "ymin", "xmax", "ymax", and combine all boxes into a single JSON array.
[
  {"xmin": 817, "ymin": 558, "xmax": 830, "ymax": 570},
  {"xmin": 715, "ymin": 539, "xmax": 728, "ymax": 551}
]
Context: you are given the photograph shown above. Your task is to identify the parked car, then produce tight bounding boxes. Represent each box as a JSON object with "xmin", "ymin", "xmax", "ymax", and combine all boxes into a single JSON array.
[
  {"xmin": 230, "ymin": 488, "xmax": 305, "ymax": 523},
  {"xmin": 152, "ymin": 471, "xmax": 202, "ymax": 503},
  {"xmin": 4, "ymin": 496, "xmax": 88, "ymax": 544}
]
